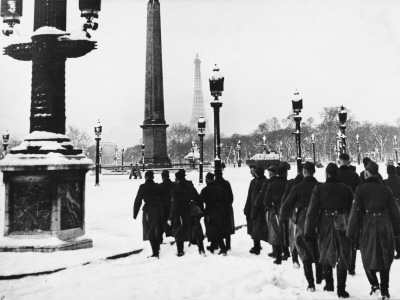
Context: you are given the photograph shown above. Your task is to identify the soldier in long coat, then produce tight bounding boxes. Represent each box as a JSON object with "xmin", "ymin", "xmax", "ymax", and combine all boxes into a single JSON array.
[
  {"xmin": 347, "ymin": 162, "xmax": 400, "ymax": 299},
  {"xmin": 168, "ymin": 170, "xmax": 204, "ymax": 257},
  {"xmin": 384, "ymin": 164, "xmax": 400, "ymax": 259},
  {"xmin": 305, "ymin": 163, "xmax": 353, "ymax": 298},
  {"xmin": 244, "ymin": 165, "xmax": 257, "ymax": 251},
  {"xmin": 160, "ymin": 170, "xmax": 174, "ymax": 237},
  {"xmin": 200, "ymin": 172, "xmax": 229, "ymax": 255},
  {"xmin": 360, "ymin": 157, "xmax": 383, "ymax": 183},
  {"xmin": 280, "ymin": 162, "xmax": 323, "ymax": 292},
  {"xmin": 281, "ymin": 166, "xmax": 304, "ymax": 268},
  {"xmin": 133, "ymin": 171, "xmax": 163, "ymax": 258},
  {"xmin": 250, "ymin": 166, "xmax": 269, "ymax": 255},
  {"xmin": 338, "ymin": 153, "xmax": 361, "ymax": 276},
  {"xmin": 264, "ymin": 163, "xmax": 288, "ymax": 264},
  {"xmin": 214, "ymin": 169, "xmax": 235, "ymax": 250}
]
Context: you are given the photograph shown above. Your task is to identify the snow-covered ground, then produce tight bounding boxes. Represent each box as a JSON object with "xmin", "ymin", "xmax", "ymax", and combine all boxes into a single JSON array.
[{"xmin": 1, "ymin": 163, "xmax": 400, "ymax": 300}]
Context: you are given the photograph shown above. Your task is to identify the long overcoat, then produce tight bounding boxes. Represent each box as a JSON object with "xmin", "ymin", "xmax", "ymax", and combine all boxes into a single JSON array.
[
  {"xmin": 280, "ymin": 176, "xmax": 319, "ymax": 264},
  {"xmin": 347, "ymin": 177, "xmax": 400, "ymax": 270},
  {"xmin": 133, "ymin": 179, "xmax": 163, "ymax": 241},
  {"xmin": 280, "ymin": 173, "xmax": 304, "ymax": 250},
  {"xmin": 244, "ymin": 177, "xmax": 256, "ymax": 235},
  {"xmin": 305, "ymin": 178, "xmax": 353, "ymax": 268},
  {"xmin": 215, "ymin": 177, "xmax": 235, "ymax": 235},
  {"xmin": 169, "ymin": 180, "xmax": 201, "ymax": 243},
  {"xmin": 264, "ymin": 176, "xmax": 287, "ymax": 246},
  {"xmin": 200, "ymin": 182, "xmax": 228, "ymax": 241},
  {"xmin": 384, "ymin": 174, "xmax": 400, "ymax": 211},
  {"xmin": 160, "ymin": 179, "xmax": 174, "ymax": 236},
  {"xmin": 251, "ymin": 175, "xmax": 269, "ymax": 242}
]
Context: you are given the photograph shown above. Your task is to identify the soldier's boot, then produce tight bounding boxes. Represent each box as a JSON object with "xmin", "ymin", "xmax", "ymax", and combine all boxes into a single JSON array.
[
  {"xmin": 315, "ymin": 262, "xmax": 324, "ymax": 284},
  {"xmin": 349, "ymin": 247, "xmax": 357, "ymax": 275},
  {"xmin": 292, "ymin": 247, "xmax": 300, "ymax": 268},
  {"xmin": 380, "ymin": 270, "xmax": 390, "ymax": 299},
  {"xmin": 336, "ymin": 260, "xmax": 349, "ymax": 298},
  {"xmin": 273, "ymin": 246, "xmax": 282, "ymax": 264},
  {"xmin": 225, "ymin": 235, "xmax": 231, "ymax": 251},
  {"xmin": 282, "ymin": 247, "xmax": 291, "ymax": 261},
  {"xmin": 149, "ymin": 240, "xmax": 159, "ymax": 258},
  {"xmin": 176, "ymin": 242, "xmax": 185, "ymax": 257},
  {"xmin": 304, "ymin": 263, "xmax": 315, "ymax": 292},
  {"xmin": 322, "ymin": 265, "xmax": 334, "ymax": 292},
  {"xmin": 366, "ymin": 270, "xmax": 381, "ymax": 297},
  {"xmin": 218, "ymin": 239, "xmax": 227, "ymax": 256},
  {"xmin": 250, "ymin": 240, "xmax": 261, "ymax": 255}
]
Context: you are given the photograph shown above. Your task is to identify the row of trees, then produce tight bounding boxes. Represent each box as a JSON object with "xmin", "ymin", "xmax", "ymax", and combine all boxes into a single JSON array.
[
  {"xmin": 166, "ymin": 106, "xmax": 400, "ymax": 164},
  {"xmin": 2, "ymin": 108, "xmax": 398, "ymax": 165}
]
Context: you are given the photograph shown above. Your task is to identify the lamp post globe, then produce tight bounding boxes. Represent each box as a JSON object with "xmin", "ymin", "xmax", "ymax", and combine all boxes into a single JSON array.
[
  {"xmin": 94, "ymin": 119, "xmax": 102, "ymax": 186},
  {"xmin": 292, "ymin": 90, "xmax": 303, "ymax": 173},
  {"xmin": 197, "ymin": 116, "xmax": 206, "ymax": 184},
  {"xmin": 209, "ymin": 64, "xmax": 224, "ymax": 171}
]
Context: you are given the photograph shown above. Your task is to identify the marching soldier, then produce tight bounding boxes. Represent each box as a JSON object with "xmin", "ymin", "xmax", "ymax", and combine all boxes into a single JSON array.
[
  {"xmin": 383, "ymin": 164, "xmax": 400, "ymax": 260},
  {"xmin": 347, "ymin": 162, "xmax": 400, "ymax": 299},
  {"xmin": 338, "ymin": 152, "xmax": 361, "ymax": 276},
  {"xmin": 305, "ymin": 163, "xmax": 353, "ymax": 298},
  {"xmin": 244, "ymin": 165, "xmax": 257, "ymax": 253},
  {"xmin": 160, "ymin": 170, "xmax": 174, "ymax": 237},
  {"xmin": 264, "ymin": 163, "xmax": 288, "ymax": 264},
  {"xmin": 133, "ymin": 171, "xmax": 163, "ymax": 258},
  {"xmin": 280, "ymin": 162, "xmax": 323, "ymax": 291}
]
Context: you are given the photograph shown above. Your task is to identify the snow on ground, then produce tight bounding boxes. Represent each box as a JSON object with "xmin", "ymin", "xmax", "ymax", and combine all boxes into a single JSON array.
[{"xmin": 1, "ymin": 163, "xmax": 400, "ymax": 300}]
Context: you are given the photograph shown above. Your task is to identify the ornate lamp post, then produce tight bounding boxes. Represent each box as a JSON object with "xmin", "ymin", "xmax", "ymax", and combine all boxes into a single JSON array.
[
  {"xmin": 338, "ymin": 105, "xmax": 347, "ymax": 154},
  {"xmin": 99, "ymin": 146, "xmax": 102, "ymax": 174},
  {"xmin": 121, "ymin": 147, "xmax": 124, "ymax": 168},
  {"xmin": 356, "ymin": 134, "xmax": 360, "ymax": 165},
  {"xmin": 209, "ymin": 64, "xmax": 224, "ymax": 171},
  {"xmin": 0, "ymin": 0, "xmax": 102, "ymax": 252},
  {"xmin": 262, "ymin": 135, "xmax": 267, "ymax": 159},
  {"xmin": 311, "ymin": 133, "xmax": 316, "ymax": 163},
  {"xmin": 394, "ymin": 135, "xmax": 398, "ymax": 164},
  {"xmin": 2, "ymin": 129, "xmax": 9, "ymax": 157},
  {"xmin": 114, "ymin": 145, "xmax": 118, "ymax": 167},
  {"xmin": 198, "ymin": 116, "xmax": 206, "ymax": 184},
  {"xmin": 191, "ymin": 141, "xmax": 196, "ymax": 169},
  {"xmin": 237, "ymin": 140, "xmax": 242, "ymax": 168},
  {"xmin": 94, "ymin": 119, "xmax": 102, "ymax": 186},
  {"xmin": 141, "ymin": 143, "xmax": 145, "ymax": 172},
  {"xmin": 292, "ymin": 90, "xmax": 303, "ymax": 173}
]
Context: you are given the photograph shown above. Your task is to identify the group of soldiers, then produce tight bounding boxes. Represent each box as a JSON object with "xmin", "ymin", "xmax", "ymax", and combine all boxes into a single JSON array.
[
  {"xmin": 245, "ymin": 153, "xmax": 400, "ymax": 299},
  {"xmin": 133, "ymin": 168, "xmax": 235, "ymax": 258}
]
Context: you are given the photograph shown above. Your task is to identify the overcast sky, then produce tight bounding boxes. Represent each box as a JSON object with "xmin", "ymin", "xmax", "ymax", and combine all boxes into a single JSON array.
[{"xmin": 1, "ymin": 0, "xmax": 400, "ymax": 146}]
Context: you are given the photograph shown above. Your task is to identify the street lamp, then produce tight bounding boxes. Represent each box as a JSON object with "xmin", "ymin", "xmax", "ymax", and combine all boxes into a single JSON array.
[
  {"xmin": 191, "ymin": 141, "xmax": 196, "ymax": 169},
  {"xmin": 338, "ymin": 105, "xmax": 347, "ymax": 154},
  {"xmin": 292, "ymin": 90, "xmax": 303, "ymax": 173},
  {"xmin": 114, "ymin": 145, "xmax": 118, "ymax": 168},
  {"xmin": 141, "ymin": 143, "xmax": 145, "ymax": 172},
  {"xmin": 311, "ymin": 133, "xmax": 316, "ymax": 164},
  {"xmin": 262, "ymin": 135, "xmax": 267, "ymax": 159},
  {"xmin": 121, "ymin": 147, "xmax": 124, "ymax": 169},
  {"xmin": 394, "ymin": 135, "xmax": 398, "ymax": 164},
  {"xmin": 356, "ymin": 134, "xmax": 360, "ymax": 165},
  {"xmin": 99, "ymin": 146, "xmax": 102, "ymax": 174},
  {"xmin": 94, "ymin": 119, "xmax": 102, "ymax": 186},
  {"xmin": 2, "ymin": 129, "xmax": 9, "ymax": 157},
  {"xmin": 198, "ymin": 116, "xmax": 206, "ymax": 184},
  {"xmin": 209, "ymin": 64, "xmax": 224, "ymax": 171},
  {"xmin": 279, "ymin": 140, "xmax": 283, "ymax": 161},
  {"xmin": 237, "ymin": 140, "xmax": 242, "ymax": 168}
]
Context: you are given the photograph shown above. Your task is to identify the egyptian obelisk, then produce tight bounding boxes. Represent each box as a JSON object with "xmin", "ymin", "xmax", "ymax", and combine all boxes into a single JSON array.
[{"xmin": 140, "ymin": 0, "xmax": 171, "ymax": 167}]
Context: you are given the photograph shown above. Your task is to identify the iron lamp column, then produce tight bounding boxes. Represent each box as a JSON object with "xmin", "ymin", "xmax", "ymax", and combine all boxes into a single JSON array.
[
  {"xmin": 198, "ymin": 116, "xmax": 206, "ymax": 184},
  {"xmin": 338, "ymin": 105, "xmax": 347, "ymax": 154},
  {"xmin": 141, "ymin": 143, "xmax": 145, "ymax": 172},
  {"xmin": 94, "ymin": 119, "xmax": 102, "ymax": 186},
  {"xmin": 292, "ymin": 90, "xmax": 303, "ymax": 173}
]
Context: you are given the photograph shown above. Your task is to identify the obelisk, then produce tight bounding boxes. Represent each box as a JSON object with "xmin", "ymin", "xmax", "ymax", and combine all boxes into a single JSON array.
[{"xmin": 140, "ymin": 0, "xmax": 171, "ymax": 167}]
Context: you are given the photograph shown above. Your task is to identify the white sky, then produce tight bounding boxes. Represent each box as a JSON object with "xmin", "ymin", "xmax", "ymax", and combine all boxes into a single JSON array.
[{"xmin": 1, "ymin": 0, "xmax": 400, "ymax": 146}]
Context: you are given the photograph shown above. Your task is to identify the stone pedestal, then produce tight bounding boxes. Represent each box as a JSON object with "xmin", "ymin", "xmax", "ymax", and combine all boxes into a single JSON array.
[
  {"xmin": 141, "ymin": 123, "xmax": 171, "ymax": 167},
  {"xmin": 0, "ymin": 131, "xmax": 93, "ymax": 252}
]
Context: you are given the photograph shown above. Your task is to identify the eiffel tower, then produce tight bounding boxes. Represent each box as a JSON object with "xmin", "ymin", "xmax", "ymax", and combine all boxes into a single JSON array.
[{"xmin": 190, "ymin": 53, "xmax": 207, "ymax": 129}]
